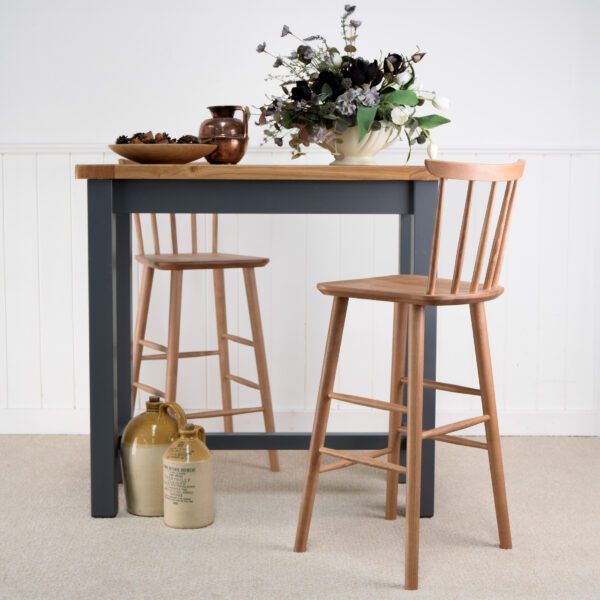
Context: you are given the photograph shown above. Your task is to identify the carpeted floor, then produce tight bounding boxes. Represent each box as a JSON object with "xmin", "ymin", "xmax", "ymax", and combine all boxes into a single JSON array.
[{"xmin": 0, "ymin": 436, "xmax": 598, "ymax": 599}]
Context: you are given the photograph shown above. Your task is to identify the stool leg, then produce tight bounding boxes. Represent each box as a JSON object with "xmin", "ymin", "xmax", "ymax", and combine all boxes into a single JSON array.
[
  {"xmin": 131, "ymin": 266, "xmax": 154, "ymax": 411},
  {"xmin": 405, "ymin": 304, "xmax": 425, "ymax": 591},
  {"xmin": 213, "ymin": 269, "xmax": 234, "ymax": 432},
  {"xmin": 294, "ymin": 296, "xmax": 348, "ymax": 552},
  {"xmin": 165, "ymin": 271, "xmax": 183, "ymax": 404},
  {"xmin": 243, "ymin": 268, "xmax": 279, "ymax": 472},
  {"xmin": 386, "ymin": 302, "xmax": 409, "ymax": 520},
  {"xmin": 470, "ymin": 302, "xmax": 512, "ymax": 549}
]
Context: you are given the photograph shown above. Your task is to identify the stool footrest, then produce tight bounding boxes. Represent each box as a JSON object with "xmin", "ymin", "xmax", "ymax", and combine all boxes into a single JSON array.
[
  {"xmin": 186, "ymin": 406, "xmax": 264, "ymax": 419},
  {"xmin": 139, "ymin": 339, "xmax": 167, "ymax": 352},
  {"xmin": 320, "ymin": 447, "xmax": 392, "ymax": 473},
  {"xmin": 319, "ymin": 447, "xmax": 406, "ymax": 473},
  {"xmin": 133, "ymin": 382, "xmax": 165, "ymax": 398},
  {"xmin": 142, "ymin": 350, "xmax": 219, "ymax": 361},
  {"xmin": 329, "ymin": 392, "xmax": 407, "ymax": 414},
  {"xmin": 422, "ymin": 415, "xmax": 490, "ymax": 439},
  {"xmin": 222, "ymin": 334, "xmax": 254, "ymax": 347},
  {"xmin": 400, "ymin": 377, "xmax": 480, "ymax": 396},
  {"xmin": 430, "ymin": 434, "xmax": 488, "ymax": 449},
  {"xmin": 225, "ymin": 374, "xmax": 260, "ymax": 390}
]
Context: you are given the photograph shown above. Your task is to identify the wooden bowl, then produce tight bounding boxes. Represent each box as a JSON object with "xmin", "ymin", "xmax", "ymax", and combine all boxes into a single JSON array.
[{"xmin": 109, "ymin": 143, "xmax": 217, "ymax": 164}]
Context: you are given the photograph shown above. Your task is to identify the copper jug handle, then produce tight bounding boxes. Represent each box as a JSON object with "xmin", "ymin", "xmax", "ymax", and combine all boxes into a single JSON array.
[
  {"xmin": 159, "ymin": 401, "xmax": 187, "ymax": 429},
  {"xmin": 233, "ymin": 105, "xmax": 249, "ymax": 139}
]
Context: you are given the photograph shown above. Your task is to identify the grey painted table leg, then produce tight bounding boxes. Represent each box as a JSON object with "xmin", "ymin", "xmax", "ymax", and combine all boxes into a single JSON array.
[
  {"xmin": 88, "ymin": 181, "xmax": 119, "ymax": 517},
  {"xmin": 115, "ymin": 212, "xmax": 132, "ymax": 484},
  {"xmin": 398, "ymin": 181, "xmax": 437, "ymax": 517}
]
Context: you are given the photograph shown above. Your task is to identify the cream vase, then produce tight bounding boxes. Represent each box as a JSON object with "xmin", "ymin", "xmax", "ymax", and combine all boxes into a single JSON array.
[{"xmin": 327, "ymin": 124, "xmax": 400, "ymax": 165}]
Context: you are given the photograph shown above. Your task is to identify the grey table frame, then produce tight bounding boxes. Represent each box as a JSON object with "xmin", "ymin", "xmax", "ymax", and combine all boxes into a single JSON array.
[{"xmin": 87, "ymin": 178, "xmax": 437, "ymax": 518}]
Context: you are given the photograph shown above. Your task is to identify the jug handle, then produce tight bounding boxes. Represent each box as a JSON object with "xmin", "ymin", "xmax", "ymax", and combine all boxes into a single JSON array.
[
  {"xmin": 233, "ymin": 105, "xmax": 249, "ymax": 138},
  {"xmin": 196, "ymin": 426, "xmax": 207, "ymax": 444},
  {"xmin": 159, "ymin": 401, "xmax": 187, "ymax": 429}
]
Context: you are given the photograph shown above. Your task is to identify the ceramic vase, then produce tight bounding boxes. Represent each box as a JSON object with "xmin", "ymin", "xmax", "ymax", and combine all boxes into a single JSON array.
[
  {"xmin": 163, "ymin": 424, "xmax": 215, "ymax": 529},
  {"xmin": 121, "ymin": 397, "xmax": 187, "ymax": 517},
  {"xmin": 325, "ymin": 124, "xmax": 400, "ymax": 165}
]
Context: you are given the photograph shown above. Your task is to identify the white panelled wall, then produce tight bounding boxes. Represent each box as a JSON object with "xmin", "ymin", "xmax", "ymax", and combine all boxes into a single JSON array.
[
  {"xmin": 1, "ymin": 0, "xmax": 599, "ymax": 434},
  {"xmin": 0, "ymin": 147, "xmax": 598, "ymax": 434}
]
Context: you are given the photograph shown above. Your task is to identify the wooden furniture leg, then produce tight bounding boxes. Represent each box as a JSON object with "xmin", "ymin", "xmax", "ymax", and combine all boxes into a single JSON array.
[
  {"xmin": 243, "ymin": 268, "xmax": 280, "ymax": 472},
  {"xmin": 294, "ymin": 297, "xmax": 348, "ymax": 552},
  {"xmin": 165, "ymin": 271, "xmax": 183, "ymax": 404},
  {"xmin": 213, "ymin": 269, "xmax": 234, "ymax": 432},
  {"xmin": 405, "ymin": 304, "xmax": 425, "ymax": 590},
  {"xmin": 470, "ymin": 302, "xmax": 512, "ymax": 549},
  {"xmin": 131, "ymin": 266, "xmax": 154, "ymax": 410},
  {"xmin": 386, "ymin": 302, "xmax": 409, "ymax": 520}
]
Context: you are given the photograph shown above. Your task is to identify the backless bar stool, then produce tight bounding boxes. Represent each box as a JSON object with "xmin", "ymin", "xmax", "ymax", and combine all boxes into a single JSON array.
[
  {"xmin": 132, "ymin": 213, "xmax": 279, "ymax": 471},
  {"xmin": 294, "ymin": 159, "xmax": 525, "ymax": 589}
]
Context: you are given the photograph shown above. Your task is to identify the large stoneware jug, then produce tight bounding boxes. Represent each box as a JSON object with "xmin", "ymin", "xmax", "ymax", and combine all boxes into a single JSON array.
[
  {"xmin": 163, "ymin": 424, "xmax": 214, "ymax": 529},
  {"xmin": 121, "ymin": 397, "xmax": 186, "ymax": 516},
  {"xmin": 199, "ymin": 105, "xmax": 249, "ymax": 164}
]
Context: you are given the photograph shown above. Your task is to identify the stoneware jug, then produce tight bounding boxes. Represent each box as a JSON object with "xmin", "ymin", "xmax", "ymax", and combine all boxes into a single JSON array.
[
  {"xmin": 163, "ymin": 424, "xmax": 215, "ymax": 529},
  {"xmin": 199, "ymin": 105, "xmax": 249, "ymax": 164},
  {"xmin": 121, "ymin": 397, "xmax": 187, "ymax": 517}
]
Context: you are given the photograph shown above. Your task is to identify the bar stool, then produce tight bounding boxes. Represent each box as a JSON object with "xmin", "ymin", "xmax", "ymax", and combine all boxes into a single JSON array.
[
  {"xmin": 294, "ymin": 159, "xmax": 525, "ymax": 589},
  {"xmin": 131, "ymin": 213, "xmax": 279, "ymax": 471}
]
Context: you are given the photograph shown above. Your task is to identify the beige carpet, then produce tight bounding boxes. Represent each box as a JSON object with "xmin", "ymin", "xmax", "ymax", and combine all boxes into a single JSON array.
[{"xmin": 0, "ymin": 436, "xmax": 598, "ymax": 599}]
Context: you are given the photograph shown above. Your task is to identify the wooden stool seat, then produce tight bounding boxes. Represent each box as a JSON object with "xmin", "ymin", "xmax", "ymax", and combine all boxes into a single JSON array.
[
  {"xmin": 294, "ymin": 159, "xmax": 526, "ymax": 590},
  {"xmin": 135, "ymin": 252, "xmax": 269, "ymax": 271},
  {"xmin": 318, "ymin": 274, "xmax": 503, "ymax": 306}
]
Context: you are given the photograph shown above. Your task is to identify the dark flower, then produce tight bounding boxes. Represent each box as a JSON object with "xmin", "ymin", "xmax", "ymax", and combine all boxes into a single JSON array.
[
  {"xmin": 297, "ymin": 45, "xmax": 315, "ymax": 64},
  {"xmin": 342, "ymin": 57, "xmax": 383, "ymax": 88},
  {"xmin": 256, "ymin": 42, "xmax": 266, "ymax": 53},
  {"xmin": 384, "ymin": 53, "xmax": 406, "ymax": 74},
  {"xmin": 312, "ymin": 70, "xmax": 345, "ymax": 100},
  {"xmin": 290, "ymin": 80, "xmax": 312, "ymax": 102},
  {"xmin": 281, "ymin": 25, "xmax": 290, "ymax": 37},
  {"xmin": 273, "ymin": 56, "xmax": 283, "ymax": 68},
  {"xmin": 344, "ymin": 4, "xmax": 356, "ymax": 14},
  {"xmin": 349, "ymin": 19, "xmax": 362, "ymax": 27}
]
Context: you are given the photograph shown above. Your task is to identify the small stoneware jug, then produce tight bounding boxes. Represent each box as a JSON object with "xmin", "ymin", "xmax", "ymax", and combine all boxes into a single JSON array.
[
  {"xmin": 199, "ymin": 105, "xmax": 249, "ymax": 164},
  {"xmin": 121, "ymin": 397, "xmax": 187, "ymax": 516},
  {"xmin": 163, "ymin": 424, "xmax": 215, "ymax": 529}
]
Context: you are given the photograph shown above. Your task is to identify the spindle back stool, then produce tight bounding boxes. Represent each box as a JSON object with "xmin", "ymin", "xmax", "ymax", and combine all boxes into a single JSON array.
[
  {"xmin": 131, "ymin": 212, "xmax": 279, "ymax": 471},
  {"xmin": 294, "ymin": 159, "xmax": 526, "ymax": 589}
]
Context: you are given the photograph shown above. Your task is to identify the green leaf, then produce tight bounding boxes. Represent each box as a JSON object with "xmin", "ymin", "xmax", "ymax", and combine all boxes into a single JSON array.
[
  {"xmin": 415, "ymin": 115, "xmax": 451, "ymax": 129},
  {"xmin": 357, "ymin": 105, "xmax": 377, "ymax": 141},
  {"xmin": 383, "ymin": 89, "xmax": 418, "ymax": 106}
]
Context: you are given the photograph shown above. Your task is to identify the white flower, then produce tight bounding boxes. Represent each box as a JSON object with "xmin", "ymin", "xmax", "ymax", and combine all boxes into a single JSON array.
[
  {"xmin": 391, "ymin": 106, "xmax": 410, "ymax": 126},
  {"xmin": 396, "ymin": 71, "xmax": 412, "ymax": 86},
  {"xmin": 331, "ymin": 52, "xmax": 342, "ymax": 67},
  {"xmin": 409, "ymin": 80, "xmax": 423, "ymax": 91},
  {"xmin": 432, "ymin": 94, "xmax": 450, "ymax": 111},
  {"xmin": 427, "ymin": 142, "xmax": 438, "ymax": 159}
]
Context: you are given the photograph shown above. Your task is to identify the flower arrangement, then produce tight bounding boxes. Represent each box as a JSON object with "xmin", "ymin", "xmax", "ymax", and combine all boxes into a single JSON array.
[{"xmin": 256, "ymin": 4, "xmax": 450, "ymax": 162}]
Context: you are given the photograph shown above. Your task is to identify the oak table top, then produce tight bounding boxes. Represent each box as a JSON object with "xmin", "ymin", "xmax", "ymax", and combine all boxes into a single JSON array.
[{"xmin": 75, "ymin": 163, "xmax": 437, "ymax": 181}]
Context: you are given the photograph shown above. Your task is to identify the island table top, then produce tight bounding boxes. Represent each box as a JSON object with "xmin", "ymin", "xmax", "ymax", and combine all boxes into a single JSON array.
[{"xmin": 75, "ymin": 163, "xmax": 437, "ymax": 181}]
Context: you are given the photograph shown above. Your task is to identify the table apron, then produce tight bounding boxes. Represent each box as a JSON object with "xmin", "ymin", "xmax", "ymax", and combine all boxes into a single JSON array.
[{"xmin": 108, "ymin": 179, "xmax": 413, "ymax": 214}]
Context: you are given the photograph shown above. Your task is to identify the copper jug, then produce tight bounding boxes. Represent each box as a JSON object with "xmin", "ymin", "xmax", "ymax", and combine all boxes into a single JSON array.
[
  {"xmin": 199, "ymin": 105, "xmax": 249, "ymax": 164},
  {"xmin": 120, "ymin": 397, "xmax": 187, "ymax": 516}
]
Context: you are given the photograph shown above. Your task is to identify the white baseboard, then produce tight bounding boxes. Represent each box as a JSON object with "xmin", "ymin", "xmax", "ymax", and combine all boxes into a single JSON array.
[{"xmin": 1, "ymin": 408, "xmax": 596, "ymax": 436}]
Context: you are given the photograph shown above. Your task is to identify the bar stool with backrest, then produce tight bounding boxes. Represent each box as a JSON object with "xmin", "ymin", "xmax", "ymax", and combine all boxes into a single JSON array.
[
  {"xmin": 294, "ymin": 159, "xmax": 525, "ymax": 589},
  {"xmin": 131, "ymin": 213, "xmax": 279, "ymax": 471}
]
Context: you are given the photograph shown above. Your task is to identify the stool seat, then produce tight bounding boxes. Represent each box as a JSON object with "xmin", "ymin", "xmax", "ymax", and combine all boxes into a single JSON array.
[
  {"xmin": 135, "ymin": 252, "xmax": 269, "ymax": 271},
  {"xmin": 318, "ymin": 274, "xmax": 503, "ymax": 306}
]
